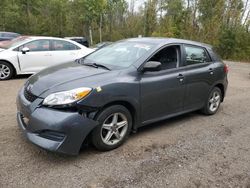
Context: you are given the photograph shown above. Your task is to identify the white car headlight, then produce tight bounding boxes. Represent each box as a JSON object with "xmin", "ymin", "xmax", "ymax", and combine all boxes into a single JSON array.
[{"xmin": 43, "ymin": 87, "xmax": 92, "ymax": 106}]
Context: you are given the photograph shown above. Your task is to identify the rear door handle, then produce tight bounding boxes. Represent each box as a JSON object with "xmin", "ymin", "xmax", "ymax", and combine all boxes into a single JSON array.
[
  {"xmin": 209, "ymin": 68, "xmax": 214, "ymax": 75},
  {"xmin": 177, "ymin": 74, "xmax": 184, "ymax": 82}
]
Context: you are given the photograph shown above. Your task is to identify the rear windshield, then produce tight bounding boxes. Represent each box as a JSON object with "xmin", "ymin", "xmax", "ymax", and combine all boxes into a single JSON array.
[
  {"xmin": 0, "ymin": 36, "xmax": 30, "ymax": 49},
  {"xmin": 0, "ymin": 32, "xmax": 19, "ymax": 38}
]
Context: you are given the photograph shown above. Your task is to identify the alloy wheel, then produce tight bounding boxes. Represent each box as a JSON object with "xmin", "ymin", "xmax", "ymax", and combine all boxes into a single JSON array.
[
  {"xmin": 0, "ymin": 64, "xmax": 11, "ymax": 79},
  {"xmin": 209, "ymin": 90, "xmax": 221, "ymax": 112},
  {"xmin": 101, "ymin": 112, "xmax": 128, "ymax": 146}
]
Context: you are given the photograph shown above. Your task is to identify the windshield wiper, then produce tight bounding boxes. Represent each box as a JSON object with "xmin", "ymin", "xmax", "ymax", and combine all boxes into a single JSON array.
[
  {"xmin": 79, "ymin": 59, "xmax": 111, "ymax": 71},
  {"xmin": 83, "ymin": 63, "xmax": 98, "ymax": 68},
  {"xmin": 75, "ymin": 58, "xmax": 86, "ymax": 64},
  {"xmin": 92, "ymin": 63, "xmax": 111, "ymax": 70},
  {"xmin": 74, "ymin": 58, "xmax": 81, "ymax": 64}
]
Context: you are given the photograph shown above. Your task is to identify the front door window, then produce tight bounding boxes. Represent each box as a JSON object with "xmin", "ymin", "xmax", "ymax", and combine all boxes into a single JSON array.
[
  {"xmin": 149, "ymin": 46, "xmax": 179, "ymax": 70},
  {"xmin": 22, "ymin": 40, "xmax": 50, "ymax": 52}
]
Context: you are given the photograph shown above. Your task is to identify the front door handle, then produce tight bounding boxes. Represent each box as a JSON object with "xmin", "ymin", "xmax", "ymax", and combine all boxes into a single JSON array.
[
  {"xmin": 177, "ymin": 74, "xmax": 184, "ymax": 82},
  {"xmin": 44, "ymin": 53, "xmax": 52, "ymax": 56}
]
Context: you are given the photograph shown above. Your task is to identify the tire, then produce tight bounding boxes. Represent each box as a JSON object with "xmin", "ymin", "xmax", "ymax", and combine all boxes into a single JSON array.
[
  {"xmin": 91, "ymin": 105, "xmax": 132, "ymax": 151},
  {"xmin": 202, "ymin": 87, "xmax": 222, "ymax": 115},
  {"xmin": 0, "ymin": 61, "xmax": 15, "ymax": 80}
]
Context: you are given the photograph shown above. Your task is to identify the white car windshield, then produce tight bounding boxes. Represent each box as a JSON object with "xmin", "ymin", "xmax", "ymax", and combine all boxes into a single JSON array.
[
  {"xmin": 84, "ymin": 41, "xmax": 156, "ymax": 68},
  {"xmin": 0, "ymin": 36, "xmax": 31, "ymax": 49}
]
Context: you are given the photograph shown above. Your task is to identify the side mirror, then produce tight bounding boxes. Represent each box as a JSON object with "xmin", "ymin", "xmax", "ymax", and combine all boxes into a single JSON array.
[
  {"xmin": 21, "ymin": 47, "xmax": 30, "ymax": 54},
  {"xmin": 142, "ymin": 61, "xmax": 162, "ymax": 72}
]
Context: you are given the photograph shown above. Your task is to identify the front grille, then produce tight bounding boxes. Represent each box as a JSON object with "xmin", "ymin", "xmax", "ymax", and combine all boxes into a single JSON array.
[
  {"xmin": 24, "ymin": 87, "xmax": 37, "ymax": 102},
  {"xmin": 39, "ymin": 131, "xmax": 65, "ymax": 141}
]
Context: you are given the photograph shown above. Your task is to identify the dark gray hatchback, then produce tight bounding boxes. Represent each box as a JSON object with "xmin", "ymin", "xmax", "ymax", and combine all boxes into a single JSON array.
[{"xmin": 16, "ymin": 38, "xmax": 228, "ymax": 155}]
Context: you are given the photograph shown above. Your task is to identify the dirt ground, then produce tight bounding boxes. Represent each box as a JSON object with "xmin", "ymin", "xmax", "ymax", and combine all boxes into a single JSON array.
[{"xmin": 0, "ymin": 61, "xmax": 250, "ymax": 188}]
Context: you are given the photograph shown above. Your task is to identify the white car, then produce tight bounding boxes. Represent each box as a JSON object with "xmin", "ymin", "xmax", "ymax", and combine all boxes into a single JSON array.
[{"xmin": 0, "ymin": 36, "xmax": 94, "ymax": 80}]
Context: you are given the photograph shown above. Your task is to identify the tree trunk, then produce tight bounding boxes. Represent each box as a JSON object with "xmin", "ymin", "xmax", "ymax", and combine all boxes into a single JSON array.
[
  {"xmin": 99, "ymin": 14, "xmax": 102, "ymax": 43},
  {"xmin": 89, "ymin": 26, "xmax": 93, "ymax": 46},
  {"xmin": 26, "ymin": 0, "xmax": 31, "ymax": 33},
  {"xmin": 241, "ymin": 0, "xmax": 249, "ymax": 23},
  {"xmin": 243, "ymin": 10, "xmax": 250, "ymax": 26}
]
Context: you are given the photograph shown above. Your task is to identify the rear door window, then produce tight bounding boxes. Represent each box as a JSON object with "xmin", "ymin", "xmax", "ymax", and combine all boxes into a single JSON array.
[
  {"xmin": 51, "ymin": 40, "xmax": 80, "ymax": 51},
  {"xmin": 184, "ymin": 45, "xmax": 211, "ymax": 65}
]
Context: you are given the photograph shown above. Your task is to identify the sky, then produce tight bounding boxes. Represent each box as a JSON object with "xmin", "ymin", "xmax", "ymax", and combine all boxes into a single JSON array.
[{"xmin": 126, "ymin": 0, "xmax": 145, "ymax": 11}]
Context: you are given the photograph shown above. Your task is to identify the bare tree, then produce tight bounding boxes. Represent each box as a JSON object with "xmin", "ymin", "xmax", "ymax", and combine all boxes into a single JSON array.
[{"xmin": 241, "ymin": 0, "xmax": 249, "ymax": 23}]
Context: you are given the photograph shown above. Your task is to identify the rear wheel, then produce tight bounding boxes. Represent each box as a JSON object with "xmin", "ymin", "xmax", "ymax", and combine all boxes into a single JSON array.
[
  {"xmin": 0, "ymin": 61, "xmax": 14, "ymax": 80},
  {"xmin": 91, "ymin": 105, "xmax": 132, "ymax": 151},
  {"xmin": 202, "ymin": 87, "xmax": 222, "ymax": 115}
]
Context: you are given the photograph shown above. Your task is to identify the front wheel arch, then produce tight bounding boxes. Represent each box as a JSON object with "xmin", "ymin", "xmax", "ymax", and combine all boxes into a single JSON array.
[
  {"xmin": 94, "ymin": 100, "xmax": 138, "ymax": 132},
  {"xmin": 0, "ymin": 60, "xmax": 16, "ymax": 80},
  {"xmin": 91, "ymin": 105, "xmax": 133, "ymax": 151},
  {"xmin": 81, "ymin": 101, "xmax": 138, "ymax": 149}
]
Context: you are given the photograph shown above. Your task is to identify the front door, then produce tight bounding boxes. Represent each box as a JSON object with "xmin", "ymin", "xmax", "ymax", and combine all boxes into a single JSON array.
[
  {"xmin": 18, "ymin": 39, "xmax": 52, "ymax": 73},
  {"xmin": 140, "ymin": 45, "xmax": 186, "ymax": 124}
]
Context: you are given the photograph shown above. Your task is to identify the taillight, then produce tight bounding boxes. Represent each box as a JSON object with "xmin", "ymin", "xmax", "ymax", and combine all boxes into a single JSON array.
[{"xmin": 224, "ymin": 64, "xmax": 229, "ymax": 73}]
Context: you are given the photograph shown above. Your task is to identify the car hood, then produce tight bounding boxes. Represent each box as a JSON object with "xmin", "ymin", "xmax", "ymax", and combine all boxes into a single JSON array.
[{"xmin": 26, "ymin": 62, "xmax": 112, "ymax": 96}]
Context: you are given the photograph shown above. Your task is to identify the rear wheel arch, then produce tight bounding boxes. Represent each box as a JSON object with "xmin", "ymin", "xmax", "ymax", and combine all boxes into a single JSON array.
[
  {"xmin": 202, "ymin": 86, "xmax": 222, "ymax": 115},
  {"xmin": 214, "ymin": 83, "xmax": 224, "ymax": 102}
]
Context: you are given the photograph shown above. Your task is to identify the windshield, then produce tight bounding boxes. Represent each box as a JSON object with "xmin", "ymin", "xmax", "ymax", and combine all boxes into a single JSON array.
[
  {"xmin": 0, "ymin": 36, "xmax": 31, "ymax": 49},
  {"xmin": 84, "ymin": 41, "xmax": 156, "ymax": 68}
]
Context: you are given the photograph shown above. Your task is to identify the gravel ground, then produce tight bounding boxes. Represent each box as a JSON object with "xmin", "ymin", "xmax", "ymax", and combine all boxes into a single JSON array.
[{"xmin": 0, "ymin": 61, "xmax": 250, "ymax": 188}]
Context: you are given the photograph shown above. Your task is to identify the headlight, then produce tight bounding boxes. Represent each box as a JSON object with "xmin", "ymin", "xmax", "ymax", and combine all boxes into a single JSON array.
[{"xmin": 43, "ymin": 87, "xmax": 92, "ymax": 106}]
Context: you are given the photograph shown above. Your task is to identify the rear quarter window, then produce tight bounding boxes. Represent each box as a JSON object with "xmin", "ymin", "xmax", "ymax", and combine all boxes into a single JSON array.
[{"xmin": 184, "ymin": 45, "xmax": 211, "ymax": 65}]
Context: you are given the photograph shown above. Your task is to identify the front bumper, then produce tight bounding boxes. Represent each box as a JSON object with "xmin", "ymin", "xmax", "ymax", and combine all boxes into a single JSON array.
[{"xmin": 16, "ymin": 87, "xmax": 98, "ymax": 155}]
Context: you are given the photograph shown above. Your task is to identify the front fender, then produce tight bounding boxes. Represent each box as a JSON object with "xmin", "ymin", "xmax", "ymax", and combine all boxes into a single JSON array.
[
  {"xmin": 77, "ymin": 82, "xmax": 141, "ymax": 128},
  {"xmin": 0, "ymin": 50, "xmax": 20, "ymax": 73}
]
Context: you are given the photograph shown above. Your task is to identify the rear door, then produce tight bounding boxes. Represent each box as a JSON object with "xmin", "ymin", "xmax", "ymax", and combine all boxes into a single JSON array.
[
  {"xmin": 50, "ymin": 39, "xmax": 81, "ymax": 64},
  {"xmin": 182, "ymin": 45, "xmax": 215, "ymax": 110},
  {"xmin": 18, "ymin": 39, "xmax": 52, "ymax": 73}
]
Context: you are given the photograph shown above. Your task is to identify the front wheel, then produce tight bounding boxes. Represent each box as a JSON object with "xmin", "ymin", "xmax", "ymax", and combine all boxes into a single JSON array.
[
  {"xmin": 202, "ymin": 87, "xmax": 222, "ymax": 115},
  {"xmin": 91, "ymin": 105, "xmax": 132, "ymax": 151},
  {"xmin": 0, "ymin": 61, "xmax": 14, "ymax": 80}
]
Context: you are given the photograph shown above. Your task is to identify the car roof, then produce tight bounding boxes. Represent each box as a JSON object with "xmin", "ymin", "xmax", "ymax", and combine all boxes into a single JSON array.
[
  {"xmin": 2, "ymin": 35, "xmax": 85, "ymax": 49},
  {"xmin": 0, "ymin": 31, "xmax": 19, "ymax": 35},
  {"xmin": 64, "ymin": 37, "xmax": 87, "ymax": 40},
  {"xmin": 26, "ymin": 36, "xmax": 69, "ymax": 40},
  {"xmin": 18, "ymin": 36, "xmax": 83, "ymax": 45},
  {"xmin": 125, "ymin": 37, "xmax": 212, "ymax": 48}
]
